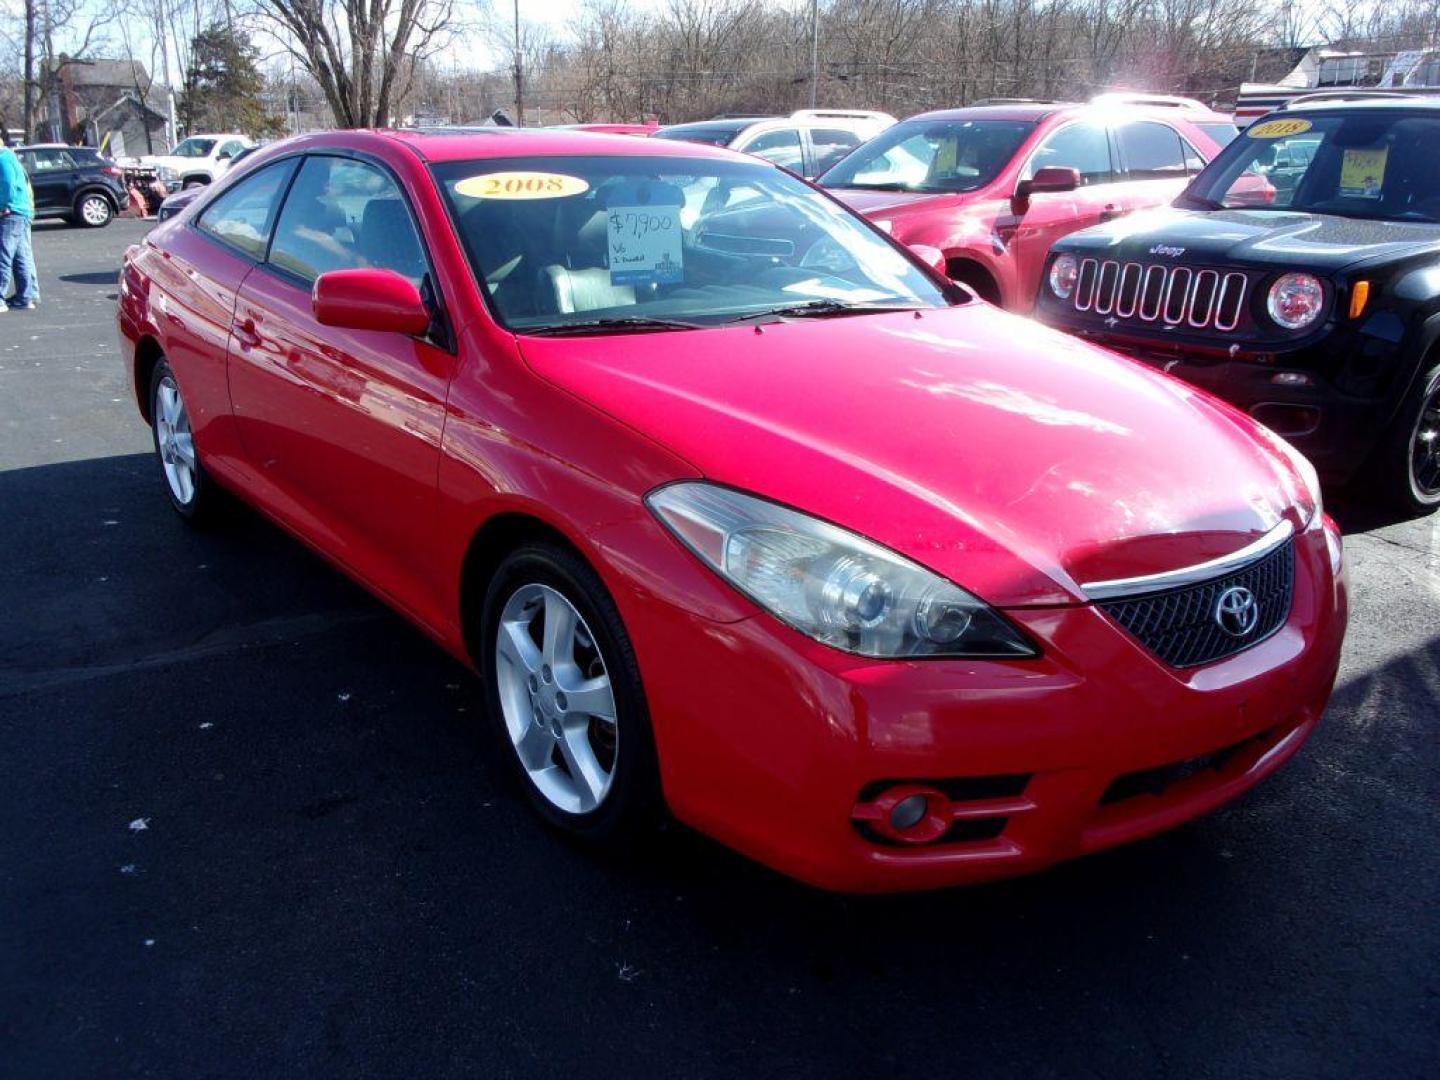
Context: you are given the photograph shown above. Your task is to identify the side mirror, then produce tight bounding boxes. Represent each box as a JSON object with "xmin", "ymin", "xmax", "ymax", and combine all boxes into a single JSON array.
[
  {"xmin": 908, "ymin": 243, "xmax": 948, "ymax": 279},
  {"xmin": 312, "ymin": 269, "xmax": 431, "ymax": 336},
  {"xmin": 1015, "ymin": 166, "xmax": 1080, "ymax": 203}
]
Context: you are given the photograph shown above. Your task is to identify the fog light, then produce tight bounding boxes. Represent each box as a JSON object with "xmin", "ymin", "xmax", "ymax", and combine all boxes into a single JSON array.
[
  {"xmin": 1271, "ymin": 371, "xmax": 1313, "ymax": 387},
  {"xmin": 890, "ymin": 793, "xmax": 929, "ymax": 832}
]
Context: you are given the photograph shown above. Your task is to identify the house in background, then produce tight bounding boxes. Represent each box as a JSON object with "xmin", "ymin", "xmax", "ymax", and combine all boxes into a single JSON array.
[{"xmin": 45, "ymin": 57, "xmax": 173, "ymax": 154}]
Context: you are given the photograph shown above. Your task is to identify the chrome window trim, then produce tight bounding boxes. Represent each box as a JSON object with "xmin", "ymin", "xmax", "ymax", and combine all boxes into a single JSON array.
[{"xmin": 1080, "ymin": 519, "xmax": 1297, "ymax": 601}]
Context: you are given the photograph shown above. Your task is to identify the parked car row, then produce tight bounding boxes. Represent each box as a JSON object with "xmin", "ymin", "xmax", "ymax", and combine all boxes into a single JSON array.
[
  {"xmin": 8, "ymin": 132, "xmax": 257, "ymax": 229},
  {"xmin": 652, "ymin": 91, "xmax": 1436, "ymax": 513}
]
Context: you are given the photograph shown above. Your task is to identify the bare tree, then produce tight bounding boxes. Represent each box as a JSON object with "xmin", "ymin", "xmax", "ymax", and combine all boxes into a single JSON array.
[{"xmin": 253, "ymin": 0, "xmax": 456, "ymax": 127}]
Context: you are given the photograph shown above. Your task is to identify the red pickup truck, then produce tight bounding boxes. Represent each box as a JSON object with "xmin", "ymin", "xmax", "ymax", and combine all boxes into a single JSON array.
[{"xmin": 821, "ymin": 97, "xmax": 1237, "ymax": 310}]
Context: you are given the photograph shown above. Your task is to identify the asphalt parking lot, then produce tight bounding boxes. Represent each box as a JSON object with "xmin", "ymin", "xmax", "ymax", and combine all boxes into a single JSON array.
[{"xmin": 2, "ymin": 218, "xmax": 1436, "ymax": 1078}]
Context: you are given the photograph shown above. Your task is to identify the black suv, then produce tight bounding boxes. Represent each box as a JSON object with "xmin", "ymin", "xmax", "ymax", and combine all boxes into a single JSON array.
[
  {"xmin": 16, "ymin": 144, "xmax": 130, "ymax": 228},
  {"xmin": 1036, "ymin": 97, "xmax": 1440, "ymax": 514}
]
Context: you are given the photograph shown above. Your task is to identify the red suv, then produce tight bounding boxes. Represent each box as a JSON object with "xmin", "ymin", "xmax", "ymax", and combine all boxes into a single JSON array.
[{"xmin": 821, "ymin": 97, "xmax": 1238, "ymax": 310}]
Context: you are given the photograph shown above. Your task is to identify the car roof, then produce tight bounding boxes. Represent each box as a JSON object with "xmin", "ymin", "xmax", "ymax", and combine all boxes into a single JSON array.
[
  {"xmin": 1283, "ymin": 95, "xmax": 1440, "ymax": 113},
  {"xmin": 902, "ymin": 102, "xmax": 1233, "ymax": 124},
  {"xmin": 371, "ymin": 127, "xmax": 749, "ymax": 164},
  {"xmin": 656, "ymin": 118, "xmax": 774, "ymax": 133}
]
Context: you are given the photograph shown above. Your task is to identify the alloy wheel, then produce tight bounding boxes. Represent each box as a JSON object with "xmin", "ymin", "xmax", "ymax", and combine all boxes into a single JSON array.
[
  {"xmin": 495, "ymin": 583, "xmax": 618, "ymax": 814},
  {"xmin": 154, "ymin": 375, "xmax": 197, "ymax": 505},
  {"xmin": 1412, "ymin": 385, "xmax": 1440, "ymax": 500},
  {"xmin": 81, "ymin": 196, "xmax": 111, "ymax": 226}
]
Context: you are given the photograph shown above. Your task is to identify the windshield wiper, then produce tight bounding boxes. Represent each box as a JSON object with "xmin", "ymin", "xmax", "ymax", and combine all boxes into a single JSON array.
[
  {"xmin": 725, "ymin": 299, "xmax": 924, "ymax": 323},
  {"xmin": 523, "ymin": 316, "xmax": 704, "ymax": 336},
  {"xmin": 828, "ymin": 181, "xmax": 914, "ymax": 192}
]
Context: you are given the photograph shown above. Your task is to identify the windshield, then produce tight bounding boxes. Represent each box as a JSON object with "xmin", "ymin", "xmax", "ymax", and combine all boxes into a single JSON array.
[
  {"xmin": 431, "ymin": 154, "xmax": 949, "ymax": 332},
  {"xmin": 1188, "ymin": 112, "xmax": 1440, "ymax": 222},
  {"xmin": 173, "ymin": 138, "xmax": 216, "ymax": 158},
  {"xmin": 651, "ymin": 122, "xmax": 756, "ymax": 148},
  {"xmin": 820, "ymin": 119, "xmax": 1034, "ymax": 193}
]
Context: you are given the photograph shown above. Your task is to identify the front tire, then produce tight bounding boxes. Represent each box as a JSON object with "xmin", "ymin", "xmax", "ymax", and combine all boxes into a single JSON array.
[
  {"xmin": 76, "ymin": 192, "xmax": 113, "ymax": 228},
  {"xmin": 1372, "ymin": 362, "xmax": 1440, "ymax": 515},
  {"xmin": 480, "ymin": 542, "xmax": 660, "ymax": 843},
  {"xmin": 149, "ymin": 359, "xmax": 218, "ymax": 523}
]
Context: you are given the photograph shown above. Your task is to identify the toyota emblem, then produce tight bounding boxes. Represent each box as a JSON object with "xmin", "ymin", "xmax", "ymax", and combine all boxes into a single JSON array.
[{"xmin": 1214, "ymin": 586, "xmax": 1260, "ymax": 637}]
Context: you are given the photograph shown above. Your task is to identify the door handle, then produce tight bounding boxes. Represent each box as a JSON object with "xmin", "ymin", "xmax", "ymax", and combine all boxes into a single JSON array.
[{"xmin": 234, "ymin": 317, "xmax": 262, "ymax": 348}]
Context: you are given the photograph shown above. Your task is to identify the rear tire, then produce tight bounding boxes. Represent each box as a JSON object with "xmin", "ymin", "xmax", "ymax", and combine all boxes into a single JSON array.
[
  {"xmin": 1370, "ymin": 362, "xmax": 1440, "ymax": 515},
  {"xmin": 75, "ymin": 192, "xmax": 113, "ymax": 228},
  {"xmin": 148, "ymin": 358, "xmax": 219, "ymax": 524},
  {"xmin": 479, "ymin": 541, "xmax": 661, "ymax": 845}
]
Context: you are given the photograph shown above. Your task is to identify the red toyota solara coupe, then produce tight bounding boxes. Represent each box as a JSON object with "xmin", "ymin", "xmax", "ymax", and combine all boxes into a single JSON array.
[{"xmin": 118, "ymin": 129, "xmax": 1347, "ymax": 892}]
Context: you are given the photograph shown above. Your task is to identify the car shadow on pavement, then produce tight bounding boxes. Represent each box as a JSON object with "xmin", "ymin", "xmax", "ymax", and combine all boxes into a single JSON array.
[
  {"xmin": 2, "ymin": 452, "xmax": 1435, "ymax": 1076},
  {"xmin": 59, "ymin": 270, "xmax": 120, "ymax": 287}
]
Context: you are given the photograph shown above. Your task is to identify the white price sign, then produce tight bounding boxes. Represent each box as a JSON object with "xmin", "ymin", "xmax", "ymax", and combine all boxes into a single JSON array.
[{"xmin": 607, "ymin": 205, "xmax": 683, "ymax": 286}]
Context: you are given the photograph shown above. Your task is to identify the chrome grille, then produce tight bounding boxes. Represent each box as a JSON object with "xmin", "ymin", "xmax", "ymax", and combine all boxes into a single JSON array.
[
  {"xmin": 1074, "ymin": 260, "xmax": 1247, "ymax": 332},
  {"xmin": 1098, "ymin": 540, "xmax": 1295, "ymax": 668}
]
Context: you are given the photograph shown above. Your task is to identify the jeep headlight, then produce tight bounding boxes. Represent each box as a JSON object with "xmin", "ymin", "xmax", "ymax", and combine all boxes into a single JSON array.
[
  {"xmin": 1049, "ymin": 253, "xmax": 1079, "ymax": 298},
  {"xmin": 647, "ymin": 483, "xmax": 1037, "ymax": 658},
  {"xmin": 1267, "ymin": 272, "xmax": 1325, "ymax": 330}
]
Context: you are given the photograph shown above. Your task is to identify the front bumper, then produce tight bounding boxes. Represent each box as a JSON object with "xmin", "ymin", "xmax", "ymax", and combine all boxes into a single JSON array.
[
  {"xmin": 627, "ymin": 517, "xmax": 1347, "ymax": 892},
  {"xmin": 1036, "ymin": 314, "xmax": 1409, "ymax": 485}
]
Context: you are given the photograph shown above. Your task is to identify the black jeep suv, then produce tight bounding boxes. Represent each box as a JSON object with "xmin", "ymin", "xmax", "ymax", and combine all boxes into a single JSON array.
[
  {"xmin": 15, "ymin": 144, "xmax": 130, "ymax": 228},
  {"xmin": 1037, "ymin": 98, "xmax": 1440, "ymax": 514}
]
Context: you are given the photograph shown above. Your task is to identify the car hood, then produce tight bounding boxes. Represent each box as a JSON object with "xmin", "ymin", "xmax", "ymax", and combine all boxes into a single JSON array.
[
  {"xmin": 1055, "ymin": 207, "xmax": 1440, "ymax": 272},
  {"xmin": 518, "ymin": 304, "xmax": 1308, "ymax": 607},
  {"xmin": 139, "ymin": 154, "xmax": 208, "ymax": 172}
]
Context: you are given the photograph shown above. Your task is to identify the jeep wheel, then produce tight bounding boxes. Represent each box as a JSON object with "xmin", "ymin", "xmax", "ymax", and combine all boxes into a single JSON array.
[{"xmin": 1374, "ymin": 362, "xmax": 1440, "ymax": 514}]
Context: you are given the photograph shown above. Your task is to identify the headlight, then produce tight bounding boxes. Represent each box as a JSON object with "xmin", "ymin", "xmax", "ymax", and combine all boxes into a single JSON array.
[
  {"xmin": 1267, "ymin": 272, "xmax": 1325, "ymax": 330},
  {"xmin": 1049, "ymin": 254, "xmax": 1079, "ymax": 298},
  {"xmin": 646, "ymin": 482, "xmax": 1037, "ymax": 659},
  {"xmin": 156, "ymin": 165, "xmax": 176, "ymax": 181}
]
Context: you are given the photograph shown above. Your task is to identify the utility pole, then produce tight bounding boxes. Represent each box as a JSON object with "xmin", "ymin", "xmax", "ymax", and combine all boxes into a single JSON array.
[
  {"xmin": 23, "ymin": 0, "xmax": 36, "ymax": 139},
  {"xmin": 41, "ymin": 0, "xmax": 61, "ymax": 141},
  {"xmin": 513, "ymin": 0, "xmax": 524, "ymax": 126},
  {"xmin": 809, "ymin": 0, "xmax": 820, "ymax": 109},
  {"xmin": 155, "ymin": 0, "xmax": 176, "ymax": 148}
]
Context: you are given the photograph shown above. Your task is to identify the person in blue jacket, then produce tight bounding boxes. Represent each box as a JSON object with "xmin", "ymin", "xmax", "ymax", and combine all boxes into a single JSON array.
[{"xmin": 0, "ymin": 132, "xmax": 38, "ymax": 313}]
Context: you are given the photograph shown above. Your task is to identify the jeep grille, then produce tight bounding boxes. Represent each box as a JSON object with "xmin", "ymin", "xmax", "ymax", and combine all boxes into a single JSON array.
[{"xmin": 1073, "ymin": 259, "xmax": 1248, "ymax": 332}]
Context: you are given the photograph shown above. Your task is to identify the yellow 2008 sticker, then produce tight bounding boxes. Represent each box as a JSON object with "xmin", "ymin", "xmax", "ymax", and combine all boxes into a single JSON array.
[
  {"xmin": 455, "ymin": 172, "xmax": 589, "ymax": 199},
  {"xmin": 1247, "ymin": 118, "xmax": 1313, "ymax": 139}
]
